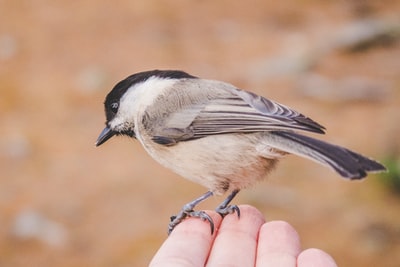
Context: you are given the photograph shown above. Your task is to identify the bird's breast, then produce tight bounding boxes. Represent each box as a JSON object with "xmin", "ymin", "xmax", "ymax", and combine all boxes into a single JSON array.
[{"xmin": 137, "ymin": 132, "xmax": 279, "ymax": 195}]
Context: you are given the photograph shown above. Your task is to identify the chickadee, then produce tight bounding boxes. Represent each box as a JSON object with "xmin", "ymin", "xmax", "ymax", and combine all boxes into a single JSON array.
[{"xmin": 96, "ymin": 69, "xmax": 386, "ymax": 234}]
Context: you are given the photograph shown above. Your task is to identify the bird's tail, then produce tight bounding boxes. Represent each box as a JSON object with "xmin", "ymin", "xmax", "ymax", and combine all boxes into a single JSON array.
[{"xmin": 262, "ymin": 131, "xmax": 386, "ymax": 179}]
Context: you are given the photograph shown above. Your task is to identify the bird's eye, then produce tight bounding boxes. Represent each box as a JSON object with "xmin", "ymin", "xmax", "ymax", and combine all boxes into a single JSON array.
[{"xmin": 110, "ymin": 102, "xmax": 119, "ymax": 113}]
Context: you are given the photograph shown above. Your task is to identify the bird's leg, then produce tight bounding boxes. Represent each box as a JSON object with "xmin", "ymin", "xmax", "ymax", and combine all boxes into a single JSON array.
[
  {"xmin": 168, "ymin": 191, "xmax": 214, "ymax": 235},
  {"xmin": 215, "ymin": 189, "xmax": 241, "ymax": 218}
]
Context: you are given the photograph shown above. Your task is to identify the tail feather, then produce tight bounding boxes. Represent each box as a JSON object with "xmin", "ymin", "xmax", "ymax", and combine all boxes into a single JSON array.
[{"xmin": 264, "ymin": 131, "xmax": 386, "ymax": 179}]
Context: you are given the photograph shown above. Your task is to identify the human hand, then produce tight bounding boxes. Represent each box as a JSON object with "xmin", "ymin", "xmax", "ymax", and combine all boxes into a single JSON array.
[{"xmin": 150, "ymin": 205, "xmax": 337, "ymax": 267}]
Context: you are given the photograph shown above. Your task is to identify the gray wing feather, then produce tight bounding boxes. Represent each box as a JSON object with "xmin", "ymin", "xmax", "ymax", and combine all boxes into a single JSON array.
[
  {"xmin": 191, "ymin": 89, "xmax": 325, "ymax": 137},
  {"xmin": 147, "ymin": 79, "xmax": 325, "ymax": 145}
]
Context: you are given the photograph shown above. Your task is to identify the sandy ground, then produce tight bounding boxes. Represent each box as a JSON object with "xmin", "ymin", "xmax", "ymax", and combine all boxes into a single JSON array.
[{"xmin": 1, "ymin": 1, "xmax": 400, "ymax": 266}]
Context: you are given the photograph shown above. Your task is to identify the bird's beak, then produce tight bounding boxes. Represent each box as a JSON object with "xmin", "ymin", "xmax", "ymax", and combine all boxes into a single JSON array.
[{"xmin": 96, "ymin": 127, "xmax": 116, "ymax": 146}]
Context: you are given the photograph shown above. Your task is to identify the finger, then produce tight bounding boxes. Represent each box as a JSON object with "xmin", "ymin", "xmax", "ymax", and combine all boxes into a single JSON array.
[
  {"xmin": 256, "ymin": 220, "xmax": 301, "ymax": 267},
  {"xmin": 206, "ymin": 205, "xmax": 266, "ymax": 267},
  {"xmin": 149, "ymin": 211, "xmax": 222, "ymax": 267},
  {"xmin": 297, "ymin": 248, "xmax": 338, "ymax": 267}
]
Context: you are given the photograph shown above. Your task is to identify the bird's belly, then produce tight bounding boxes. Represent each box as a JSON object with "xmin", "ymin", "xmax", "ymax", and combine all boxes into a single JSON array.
[{"xmin": 141, "ymin": 133, "xmax": 279, "ymax": 195}]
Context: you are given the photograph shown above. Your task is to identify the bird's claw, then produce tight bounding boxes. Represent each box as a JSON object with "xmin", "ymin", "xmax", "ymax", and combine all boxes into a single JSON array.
[
  {"xmin": 216, "ymin": 204, "xmax": 241, "ymax": 218},
  {"xmin": 168, "ymin": 209, "xmax": 214, "ymax": 235}
]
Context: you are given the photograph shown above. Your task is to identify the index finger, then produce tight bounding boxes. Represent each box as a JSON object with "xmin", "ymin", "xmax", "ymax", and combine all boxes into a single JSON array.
[{"xmin": 149, "ymin": 211, "xmax": 222, "ymax": 267}]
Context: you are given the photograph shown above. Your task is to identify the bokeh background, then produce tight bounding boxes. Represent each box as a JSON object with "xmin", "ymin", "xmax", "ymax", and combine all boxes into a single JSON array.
[{"xmin": 1, "ymin": 0, "xmax": 400, "ymax": 266}]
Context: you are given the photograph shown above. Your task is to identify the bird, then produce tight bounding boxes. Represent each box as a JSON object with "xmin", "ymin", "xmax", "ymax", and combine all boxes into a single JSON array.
[{"xmin": 96, "ymin": 69, "xmax": 386, "ymax": 234}]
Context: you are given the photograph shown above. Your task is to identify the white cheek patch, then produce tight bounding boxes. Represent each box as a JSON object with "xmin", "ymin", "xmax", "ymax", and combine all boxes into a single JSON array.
[
  {"xmin": 110, "ymin": 76, "xmax": 178, "ymax": 132},
  {"xmin": 119, "ymin": 76, "xmax": 178, "ymax": 113}
]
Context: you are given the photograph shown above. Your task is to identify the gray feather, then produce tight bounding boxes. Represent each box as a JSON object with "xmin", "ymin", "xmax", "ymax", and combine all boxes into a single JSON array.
[
  {"xmin": 263, "ymin": 131, "xmax": 386, "ymax": 179},
  {"xmin": 146, "ymin": 79, "xmax": 325, "ymax": 144}
]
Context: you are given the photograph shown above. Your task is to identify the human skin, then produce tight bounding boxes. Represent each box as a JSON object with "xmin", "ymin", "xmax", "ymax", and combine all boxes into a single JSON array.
[{"xmin": 150, "ymin": 205, "xmax": 337, "ymax": 267}]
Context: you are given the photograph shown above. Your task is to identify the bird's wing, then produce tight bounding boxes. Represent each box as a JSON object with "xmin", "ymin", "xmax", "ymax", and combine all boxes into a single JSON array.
[{"xmin": 145, "ymin": 80, "xmax": 325, "ymax": 145}]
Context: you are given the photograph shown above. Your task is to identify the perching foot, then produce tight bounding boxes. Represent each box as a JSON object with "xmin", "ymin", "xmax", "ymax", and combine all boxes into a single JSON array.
[
  {"xmin": 168, "ymin": 191, "xmax": 214, "ymax": 235},
  {"xmin": 215, "ymin": 189, "xmax": 241, "ymax": 218},
  {"xmin": 215, "ymin": 204, "xmax": 241, "ymax": 218},
  {"xmin": 168, "ymin": 209, "xmax": 214, "ymax": 235}
]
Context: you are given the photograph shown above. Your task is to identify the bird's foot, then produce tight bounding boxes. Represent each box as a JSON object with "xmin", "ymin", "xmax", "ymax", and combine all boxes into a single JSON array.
[
  {"xmin": 215, "ymin": 204, "xmax": 241, "ymax": 218},
  {"xmin": 168, "ymin": 191, "xmax": 215, "ymax": 235},
  {"xmin": 215, "ymin": 189, "xmax": 241, "ymax": 218},
  {"xmin": 168, "ymin": 208, "xmax": 214, "ymax": 235}
]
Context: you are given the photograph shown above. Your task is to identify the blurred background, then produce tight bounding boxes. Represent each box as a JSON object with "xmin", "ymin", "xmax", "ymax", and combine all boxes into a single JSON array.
[{"xmin": 1, "ymin": 0, "xmax": 400, "ymax": 266}]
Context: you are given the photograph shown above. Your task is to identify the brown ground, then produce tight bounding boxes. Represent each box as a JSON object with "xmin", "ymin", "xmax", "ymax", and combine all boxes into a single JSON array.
[{"xmin": 1, "ymin": 1, "xmax": 400, "ymax": 266}]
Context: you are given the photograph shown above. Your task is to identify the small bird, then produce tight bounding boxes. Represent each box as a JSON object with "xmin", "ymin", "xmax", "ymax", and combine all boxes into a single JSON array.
[{"xmin": 96, "ymin": 70, "xmax": 386, "ymax": 234}]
